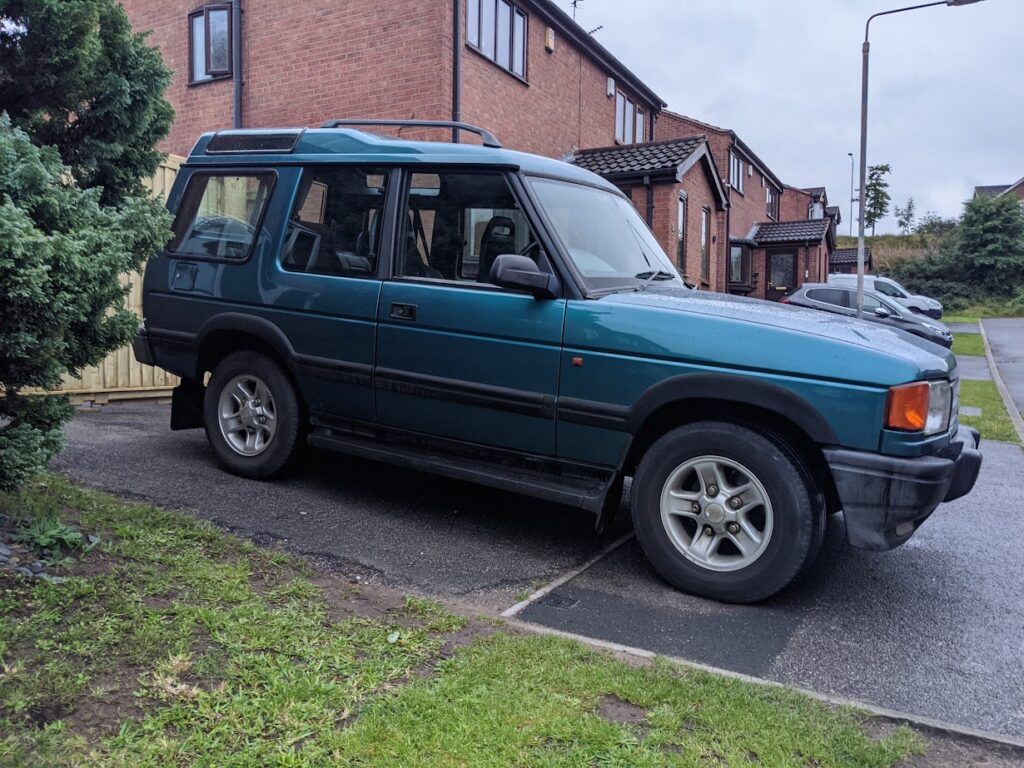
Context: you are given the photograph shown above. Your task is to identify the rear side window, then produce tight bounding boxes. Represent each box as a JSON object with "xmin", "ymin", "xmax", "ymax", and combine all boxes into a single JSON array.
[
  {"xmin": 806, "ymin": 288, "xmax": 849, "ymax": 308},
  {"xmin": 169, "ymin": 173, "xmax": 274, "ymax": 260},
  {"xmin": 281, "ymin": 167, "xmax": 389, "ymax": 276}
]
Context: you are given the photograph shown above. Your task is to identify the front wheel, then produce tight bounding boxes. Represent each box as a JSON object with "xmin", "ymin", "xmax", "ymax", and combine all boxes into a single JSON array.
[
  {"xmin": 631, "ymin": 421, "xmax": 824, "ymax": 603},
  {"xmin": 203, "ymin": 351, "xmax": 302, "ymax": 479}
]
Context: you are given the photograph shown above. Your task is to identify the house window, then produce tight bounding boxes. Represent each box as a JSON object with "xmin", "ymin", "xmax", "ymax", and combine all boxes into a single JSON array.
[
  {"xmin": 700, "ymin": 207, "xmax": 710, "ymax": 281},
  {"xmin": 729, "ymin": 152, "xmax": 744, "ymax": 194},
  {"xmin": 766, "ymin": 186, "xmax": 779, "ymax": 220},
  {"xmin": 468, "ymin": 0, "xmax": 527, "ymax": 78},
  {"xmin": 729, "ymin": 244, "xmax": 751, "ymax": 286},
  {"xmin": 676, "ymin": 193, "xmax": 687, "ymax": 269},
  {"xmin": 615, "ymin": 91, "xmax": 642, "ymax": 144},
  {"xmin": 188, "ymin": 5, "xmax": 231, "ymax": 84}
]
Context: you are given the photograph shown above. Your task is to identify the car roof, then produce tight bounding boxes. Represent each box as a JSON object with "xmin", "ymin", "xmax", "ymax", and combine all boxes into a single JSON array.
[{"xmin": 185, "ymin": 128, "xmax": 620, "ymax": 192}]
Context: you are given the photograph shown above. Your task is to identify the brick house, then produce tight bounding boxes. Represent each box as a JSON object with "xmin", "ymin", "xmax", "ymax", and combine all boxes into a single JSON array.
[
  {"xmin": 120, "ymin": 0, "xmax": 664, "ymax": 160},
  {"xmin": 571, "ymin": 138, "xmax": 729, "ymax": 290},
  {"xmin": 652, "ymin": 112, "xmax": 836, "ymax": 301},
  {"xmin": 974, "ymin": 178, "xmax": 1024, "ymax": 215}
]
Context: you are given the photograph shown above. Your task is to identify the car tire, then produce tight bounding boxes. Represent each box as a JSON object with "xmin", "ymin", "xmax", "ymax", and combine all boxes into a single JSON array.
[
  {"xmin": 203, "ymin": 351, "xmax": 302, "ymax": 479},
  {"xmin": 631, "ymin": 421, "xmax": 824, "ymax": 604}
]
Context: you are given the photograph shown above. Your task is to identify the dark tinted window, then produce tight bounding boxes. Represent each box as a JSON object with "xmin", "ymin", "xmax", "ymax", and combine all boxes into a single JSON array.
[
  {"xmin": 806, "ymin": 288, "xmax": 849, "ymax": 308},
  {"xmin": 206, "ymin": 132, "xmax": 300, "ymax": 153},
  {"xmin": 873, "ymin": 279, "xmax": 906, "ymax": 298},
  {"xmin": 282, "ymin": 167, "xmax": 388, "ymax": 276},
  {"xmin": 169, "ymin": 173, "xmax": 274, "ymax": 260}
]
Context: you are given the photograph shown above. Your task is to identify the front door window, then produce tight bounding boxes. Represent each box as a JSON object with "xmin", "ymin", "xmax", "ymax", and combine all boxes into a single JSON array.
[{"xmin": 766, "ymin": 251, "xmax": 795, "ymax": 301}]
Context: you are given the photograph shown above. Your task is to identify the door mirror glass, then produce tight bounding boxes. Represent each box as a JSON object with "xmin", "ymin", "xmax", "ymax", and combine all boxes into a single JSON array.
[{"xmin": 490, "ymin": 254, "xmax": 558, "ymax": 299}]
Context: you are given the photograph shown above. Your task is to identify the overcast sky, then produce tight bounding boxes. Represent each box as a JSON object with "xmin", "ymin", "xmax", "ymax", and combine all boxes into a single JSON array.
[{"xmin": 561, "ymin": 0, "xmax": 1023, "ymax": 234}]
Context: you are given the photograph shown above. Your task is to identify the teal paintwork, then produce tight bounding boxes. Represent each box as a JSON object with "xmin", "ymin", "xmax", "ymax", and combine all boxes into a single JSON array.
[{"xmin": 142, "ymin": 127, "xmax": 962, "ymax": 477}]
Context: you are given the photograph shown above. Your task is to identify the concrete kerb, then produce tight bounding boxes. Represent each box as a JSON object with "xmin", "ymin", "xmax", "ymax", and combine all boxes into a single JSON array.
[
  {"xmin": 979, "ymin": 320, "xmax": 1024, "ymax": 444},
  {"xmin": 506, "ymin": 618, "xmax": 1024, "ymax": 752},
  {"xmin": 500, "ymin": 531, "xmax": 634, "ymax": 618}
]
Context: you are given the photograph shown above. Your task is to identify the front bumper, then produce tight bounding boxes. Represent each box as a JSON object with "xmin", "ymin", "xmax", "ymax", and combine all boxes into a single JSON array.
[{"xmin": 824, "ymin": 426, "xmax": 981, "ymax": 551}]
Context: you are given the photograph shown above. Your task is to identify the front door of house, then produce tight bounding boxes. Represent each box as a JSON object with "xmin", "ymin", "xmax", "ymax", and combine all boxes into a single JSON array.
[{"xmin": 766, "ymin": 251, "xmax": 796, "ymax": 302}]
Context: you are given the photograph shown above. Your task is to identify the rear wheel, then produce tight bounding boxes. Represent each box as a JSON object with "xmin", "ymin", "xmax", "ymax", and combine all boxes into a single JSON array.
[
  {"xmin": 631, "ymin": 421, "xmax": 824, "ymax": 603},
  {"xmin": 204, "ymin": 351, "xmax": 301, "ymax": 478}
]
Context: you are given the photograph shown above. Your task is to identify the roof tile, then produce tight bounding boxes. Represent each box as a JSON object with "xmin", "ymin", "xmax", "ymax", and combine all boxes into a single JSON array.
[
  {"xmin": 754, "ymin": 219, "xmax": 831, "ymax": 244},
  {"xmin": 571, "ymin": 136, "xmax": 705, "ymax": 176}
]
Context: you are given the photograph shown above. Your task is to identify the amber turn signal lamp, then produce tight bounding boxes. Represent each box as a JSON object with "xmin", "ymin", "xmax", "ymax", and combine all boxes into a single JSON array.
[{"xmin": 885, "ymin": 382, "xmax": 929, "ymax": 431}]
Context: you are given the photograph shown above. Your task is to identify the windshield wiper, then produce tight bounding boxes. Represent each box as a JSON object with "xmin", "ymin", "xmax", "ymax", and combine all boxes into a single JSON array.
[{"xmin": 634, "ymin": 270, "xmax": 676, "ymax": 291}]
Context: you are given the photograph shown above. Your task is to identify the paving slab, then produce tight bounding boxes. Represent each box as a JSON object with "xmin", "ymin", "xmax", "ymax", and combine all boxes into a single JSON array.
[
  {"xmin": 520, "ymin": 440, "xmax": 1024, "ymax": 740},
  {"xmin": 955, "ymin": 355, "xmax": 992, "ymax": 380}
]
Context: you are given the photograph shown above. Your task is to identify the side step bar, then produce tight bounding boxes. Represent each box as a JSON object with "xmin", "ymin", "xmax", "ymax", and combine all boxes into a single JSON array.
[{"xmin": 308, "ymin": 428, "xmax": 614, "ymax": 514}]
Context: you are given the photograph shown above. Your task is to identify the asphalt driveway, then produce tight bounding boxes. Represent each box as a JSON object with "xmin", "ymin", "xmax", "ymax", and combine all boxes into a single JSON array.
[
  {"xmin": 985, "ymin": 318, "xmax": 1024, "ymax": 415},
  {"xmin": 54, "ymin": 404, "xmax": 1024, "ymax": 739}
]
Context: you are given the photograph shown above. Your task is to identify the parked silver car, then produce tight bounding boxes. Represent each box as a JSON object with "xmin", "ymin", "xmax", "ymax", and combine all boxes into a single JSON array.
[{"xmin": 827, "ymin": 274, "xmax": 943, "ymax": 319}]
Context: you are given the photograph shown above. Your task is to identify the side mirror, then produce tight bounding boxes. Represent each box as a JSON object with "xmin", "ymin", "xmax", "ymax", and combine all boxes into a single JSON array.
[
  {"xmin": 489, "ymin": 254, "xmax": 559, "ymax": 299},
  {"xmin": 874, "ymin": 306, "xmax": 892, "ymax": 318}
]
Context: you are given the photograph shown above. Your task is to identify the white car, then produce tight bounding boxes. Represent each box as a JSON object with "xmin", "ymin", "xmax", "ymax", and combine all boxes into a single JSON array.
[{"xmin": 827, "ymin": 274, "xmax": 943, "ymax": 319}]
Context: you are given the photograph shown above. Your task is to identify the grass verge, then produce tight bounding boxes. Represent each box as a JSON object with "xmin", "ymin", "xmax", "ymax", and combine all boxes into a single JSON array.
[
  {"xmin": 952, "ymin": 333, "xmax": 987, "ymax": 357},
  {"xmin": 959, "ymin": 380, "xmax": 1022, "ymax": 444},
  {"xmin": 1, "ymin": 476, "xmax": 928, "ymax": 766}
]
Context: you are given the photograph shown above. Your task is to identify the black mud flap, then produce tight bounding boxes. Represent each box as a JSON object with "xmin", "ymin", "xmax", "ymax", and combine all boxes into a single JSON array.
[{"xmin": 171, "ymin": 380, "xmax": 205, "ymax": 430}]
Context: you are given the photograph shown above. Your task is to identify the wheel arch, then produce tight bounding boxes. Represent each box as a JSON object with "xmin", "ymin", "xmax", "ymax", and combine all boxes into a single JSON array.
[
  {"xmin": 620, "ymin": 375, "xmax": 841, "ymax": 514},
  {"xmin": 195, "ymin": 314, "xmax": 297, "ymax": 380}
]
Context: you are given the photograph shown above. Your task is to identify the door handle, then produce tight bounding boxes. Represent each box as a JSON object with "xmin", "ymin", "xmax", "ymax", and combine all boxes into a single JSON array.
[{"xmin": 390, "ymin": 302, "xmax": 417, "ymax": 321}]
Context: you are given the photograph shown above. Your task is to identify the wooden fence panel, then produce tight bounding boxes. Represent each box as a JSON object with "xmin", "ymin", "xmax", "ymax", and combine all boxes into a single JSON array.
[{"xmin": 40, "ymin": 155, "xmax": 185, "ymax": 403}]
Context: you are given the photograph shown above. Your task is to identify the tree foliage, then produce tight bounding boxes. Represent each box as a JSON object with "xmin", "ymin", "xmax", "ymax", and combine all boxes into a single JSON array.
[
  {"xmin": 894, "ymin": 197, "xmax": 916, "ymax": 235},
  {"xmin": 913, "ymin": 211, "xmax": 958, "ymax": 237},
  {"xmin": 890, "ymin": 194, "xmax": 1024, "ymax": 306},
  {"xmin": 0, "ymin": 116, "xmax": 172, "ymax": 491},
  {"xmin": 0, "ymin": 0, "xmax": 173, "ymax": 206},
  {"xmin": 864, "ymin": 164, "xmax": 892, "ymax": 236}
]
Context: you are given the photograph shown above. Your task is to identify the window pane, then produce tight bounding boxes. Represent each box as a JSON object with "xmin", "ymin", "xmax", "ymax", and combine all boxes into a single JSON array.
[
  {"xmin": 807, "ymin": 288, "xmax": 846, "ymax": 306},
  {"xmin": 467, "ymin": 0, "xmax": 480, "ymax": 46},
  {"xmin": 191, "ymin": 14, "xmax": 207, "ymax": 81},
  {"xmin": 624, "ymin": 100, "xmax": 634, "ymax": 144},
  {"xmin": 283, "ymin": 168, "xmax": 387, "ymax": 276},
  {"xmin": 614, "ymin": 92, "xmax": 624, "ymax": 142},
  {"xmin": 208, "ymin": 8, "xmax": 230, "ymax": 73},
  {"xmin": 170, "ymin": 174, "xmax": 274, "ymax": 260},
  {"xmin": 512, "ymin": 11, "xmax": 526, "ymax": 76},
  {"xmin": 730, "ymin": 246, "xmax": 743, "ymax": 281},
  {"xmin": 496, "ymin": 1, "xmax": 511, "ymax": 69},
  {"xmin": 481, "ymin": 0, "xmax": 496, "ymax": 58},
  {"xmin": 399, "ymin": 172, "xmax": 539, "ymax": 283},
  {"xmin": 635, "ymin": 109, "xmax": 644, "ymax": 143}
]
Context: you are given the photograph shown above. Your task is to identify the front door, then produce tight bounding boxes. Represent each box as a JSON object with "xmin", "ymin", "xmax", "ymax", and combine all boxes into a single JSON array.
[
  {"xmin": 375, "ymin": 169, "xmax": 564, "ymax": 456},
  {"xmin": 766, "ymin": 250, "xmax": 797, "ymax": 302}
]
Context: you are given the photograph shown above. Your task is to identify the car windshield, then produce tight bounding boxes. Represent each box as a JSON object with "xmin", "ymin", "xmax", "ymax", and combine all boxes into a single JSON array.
[
  {"xmin": 527, "ymin": 176, "xmax": 683, "ymax": 292},
  {"xmin": 874, "ymin": 279, "xmax": 908, "ymax": 299}
]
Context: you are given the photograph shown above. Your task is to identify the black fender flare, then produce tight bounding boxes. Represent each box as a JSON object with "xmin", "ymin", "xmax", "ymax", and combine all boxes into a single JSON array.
[
  {"xmin": 194, "ymin": 313, "xmax": 297, "ymax": 374},
  {"xmin": 625, "ymin": 372, "xmax": 839, "ymax": 445}
]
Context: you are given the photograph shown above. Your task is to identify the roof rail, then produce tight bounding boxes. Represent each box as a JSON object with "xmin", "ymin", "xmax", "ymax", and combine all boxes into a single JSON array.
[{"xmin": 319, "ymin": 119, "xmax": 502, "ymax": 149}]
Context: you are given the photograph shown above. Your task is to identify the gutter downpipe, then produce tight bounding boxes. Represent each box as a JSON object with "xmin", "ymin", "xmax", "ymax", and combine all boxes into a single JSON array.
[
  {"xmin": 232, "ymin": 0, "xmax": 242, "ymax": 128},
  {"xmin": 644, "ymin": 174, "xmax": 654, "ymax": 228},
  {"xmin": 452, "ymin": 0, "xmax": 461, "ymax": 143}
]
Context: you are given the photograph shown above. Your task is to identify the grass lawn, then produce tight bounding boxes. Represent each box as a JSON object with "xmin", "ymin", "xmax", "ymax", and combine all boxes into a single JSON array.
[
  {"xmin": 959, "ymin": 379, "xmax": 1022, "ymax": 445},
  {"xmin": 0, "ymin": 476, "xmax": 960, "ymax": 766},
  {"xmin": 952, "ymin": 332, "xmax": 987, "ymax": 357}
]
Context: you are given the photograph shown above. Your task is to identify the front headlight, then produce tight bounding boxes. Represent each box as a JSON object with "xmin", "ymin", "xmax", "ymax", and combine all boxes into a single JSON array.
[{"xmin": 885, "ymin": 380, "xmax": 952, "ymax": 435}]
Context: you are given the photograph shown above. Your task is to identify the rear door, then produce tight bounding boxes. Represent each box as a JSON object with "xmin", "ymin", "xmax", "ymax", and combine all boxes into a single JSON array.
[{"xmin": 375, "ymin": 169, "xmax": 565, "ymax": 455}]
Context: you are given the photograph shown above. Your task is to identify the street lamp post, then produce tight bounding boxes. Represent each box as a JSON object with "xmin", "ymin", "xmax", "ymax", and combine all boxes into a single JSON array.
[
  {"xmin": 848, "ymin": 152, "xmax": 855, "ymax": 239},
  {"xmin": 855, "ymin": 0, "xmax": 985, "ymax": 318}
]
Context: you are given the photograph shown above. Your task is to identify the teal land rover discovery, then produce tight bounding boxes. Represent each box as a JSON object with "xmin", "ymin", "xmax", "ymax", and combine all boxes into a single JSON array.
[{"xmin": 134, "ymin": 120, "xmax": 981, "ymax": 603}]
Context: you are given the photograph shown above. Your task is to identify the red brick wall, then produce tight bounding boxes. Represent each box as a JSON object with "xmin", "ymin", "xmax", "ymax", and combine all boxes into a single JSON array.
[
  {"xmin": 458, "ymin": 0, "xmax": 653, "ymax": 157},
  {"xmin": 121, "ymin": 0, "xmax": 455, "ymax": 157},
  {"xmin": 120, "ymin": 0, "xmax": 655, "ymax": 160},
  {"xmin": 781, "ymin": 186, "xmax": 812, "ymax": 222}
]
